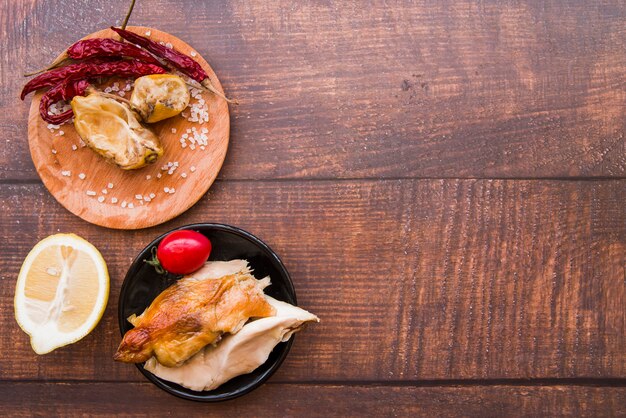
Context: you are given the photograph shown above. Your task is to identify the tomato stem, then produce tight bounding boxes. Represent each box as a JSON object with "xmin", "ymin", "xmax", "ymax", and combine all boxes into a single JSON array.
[{"xmin": 143, "ymin": 246, "xmax": 165, "ymax": 275}]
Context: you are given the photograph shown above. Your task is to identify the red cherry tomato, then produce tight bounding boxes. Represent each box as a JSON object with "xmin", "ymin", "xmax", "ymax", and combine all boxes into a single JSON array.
[{"xmin": 156, "ymin": 230, "xmax": 212, "ymax": 275}]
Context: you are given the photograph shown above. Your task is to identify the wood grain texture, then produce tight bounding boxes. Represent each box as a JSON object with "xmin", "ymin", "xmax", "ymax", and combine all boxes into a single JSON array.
[
  {"xmin": 1, "ymin": 0, "xmax": 625, "ymax": 415},
  {"xmin": 1, "ymin": 0, "xmax": 624, "ymax": 181},
  {"xmin": 0, "ymin": 180, "xmax": 623, "ymax": 381},
  {"xmin": 2, "ymin": 382, "xmax": 626, "ymax": 417},
  {"xmin": 27, "ymin": 26, "xmax": 229, "ymax": 229}
]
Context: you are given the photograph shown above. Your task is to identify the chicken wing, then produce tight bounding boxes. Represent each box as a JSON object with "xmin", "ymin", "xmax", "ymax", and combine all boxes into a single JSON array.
[{"xmin": 114, "ymin": 263, "xmax": 275, "ymax": 367}]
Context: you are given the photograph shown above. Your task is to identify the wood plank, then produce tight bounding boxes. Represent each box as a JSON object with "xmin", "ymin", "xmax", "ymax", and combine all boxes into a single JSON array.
[
  {"xmin": 2, "ymin": 0, "xmax": 625, "ymax": 180},
  {"xmin": 0, "ymin": 179, "xmax": 624, "ymax": 381},
  {"xmin": 2, "ymin": 382, "xmax": 626, "ymax": 417}
]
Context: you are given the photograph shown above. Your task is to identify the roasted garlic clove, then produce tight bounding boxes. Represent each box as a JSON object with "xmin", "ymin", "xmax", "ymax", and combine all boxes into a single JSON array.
[
  {"xmin": 71, "ymin": 93, "xmax": 163, "ymax": 170},
  {"xmin": 130, "ymin": 74, "xmax": 190, "ymax": 123}
]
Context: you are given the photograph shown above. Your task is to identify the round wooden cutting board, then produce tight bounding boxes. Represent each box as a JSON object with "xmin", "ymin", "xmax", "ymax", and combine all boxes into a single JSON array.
[{"xmin": 27, "ymin": 26, "xmax": 230, "ymax": 230}]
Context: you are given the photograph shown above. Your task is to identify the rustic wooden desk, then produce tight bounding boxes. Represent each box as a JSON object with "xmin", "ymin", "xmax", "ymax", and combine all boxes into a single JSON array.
[{"xmin": 1, "ymin": 1, "xmax": 624, "ymax": 416}]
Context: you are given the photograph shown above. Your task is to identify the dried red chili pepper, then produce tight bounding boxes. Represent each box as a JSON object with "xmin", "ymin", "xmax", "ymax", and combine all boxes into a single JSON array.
[
  {"xmin": 68, "ymin": 38, "xmax": 162, "ymax": 65},
  {"xmin": 22, "ymin": 58, "xmax": 111, "ymax": 100},
  {"xmin": 25, "ymin": 38, "xmax": 163, "ymax": 77},
  {"xmin": 39, "ymin": 79, "xmax": 90, "ymax": 124},
  {"xmin": 110, "ymin": 27, "xmax": 236, "ymax": 104},
  {"xmin": 21, "ymin": 59, "xmax": 167, "ymax": 100}
]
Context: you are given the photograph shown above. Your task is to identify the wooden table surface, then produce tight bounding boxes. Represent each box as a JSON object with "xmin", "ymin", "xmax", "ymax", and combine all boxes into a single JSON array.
[{"xmin": 1, "ymin": 0, "xmax": 625, "ymax": 416}]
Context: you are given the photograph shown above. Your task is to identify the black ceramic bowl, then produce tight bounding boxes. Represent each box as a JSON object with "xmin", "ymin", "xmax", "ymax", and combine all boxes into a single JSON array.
[{"xmin": 118, "ymin": 223, "xmax": 296, "ymax": 402}]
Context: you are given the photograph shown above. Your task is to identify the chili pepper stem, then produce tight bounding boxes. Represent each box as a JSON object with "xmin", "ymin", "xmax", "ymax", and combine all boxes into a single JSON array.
[
  {"xmin": 121, "ymin": 0, "xmax": 136, "ymax": 31},
  {"xmin": 198, "ymin": 79, "xmax": 238, "ymax": 105},
  {"xmin": 24, "ymin": 52, "xmax": 69, "ymax": 77}
]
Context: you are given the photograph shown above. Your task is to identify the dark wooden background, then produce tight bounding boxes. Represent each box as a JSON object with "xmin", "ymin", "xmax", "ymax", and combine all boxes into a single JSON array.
[{"xmin": 1, "ymin": 0, "xmax": 625, "ymax": 416}]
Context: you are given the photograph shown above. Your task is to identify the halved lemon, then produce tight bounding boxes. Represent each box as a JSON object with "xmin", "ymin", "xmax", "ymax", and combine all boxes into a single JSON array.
[
  {"xmin": 130, "ymin": 74, "xmax": 191, "ymax": 123},
  {"xmin": 14, "ymin": 234, "xmax": 109, "ymax": 354}
]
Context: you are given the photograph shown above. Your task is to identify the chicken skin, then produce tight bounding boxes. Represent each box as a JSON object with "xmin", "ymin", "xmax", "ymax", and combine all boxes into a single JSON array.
[{"xmin": 114, "ymin": 264, "xmax": 275, "ymax": 367}]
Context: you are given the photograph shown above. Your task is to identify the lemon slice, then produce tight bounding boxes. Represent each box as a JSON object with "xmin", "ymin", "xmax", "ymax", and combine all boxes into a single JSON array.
[
  {"xmin": 14, "ymin": 234, "xmax": 109, "ymax": 354},
  {"xmin": 130, "ymin": 74, "xmax": 191, "ymax": 123}
]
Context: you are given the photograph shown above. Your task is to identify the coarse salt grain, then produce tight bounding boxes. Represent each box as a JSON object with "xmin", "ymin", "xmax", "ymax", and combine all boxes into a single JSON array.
[
  {"xmin": 186, "ymin": 97, "xmax": 209, "ymax": 124},
  {"xmin": 61, "ymin": 170, "xmax": 71, "ymax": 177},
  {"xmin": 46, "ymin": 267, "xmax": 58, "ymax": 276},
  {"xmin": 149, "ymin": 193, "xmax": 156, "ymax": 199},
  {"xmin": 128, "ymin": 203, "xmax": 134, "ymax": 209},
  {"xmin": 48, "ymin": 103, "xmax": 71, "ymax": 116},
  {"xmin": 108, "ymin": 183, "xmax": 113, "ymax": 189},
  {"xmin": 164, "ymin": 187, "xmax": 170, "ymax": 193},
  {"xmin": 102, "ymin": 189, "xmax": 108, "ymax": 195},
  {"xmin": 161, "ymin": 162, "xmax": 179, "ymax": 175},
  {"xmin": 121, "ymin": 201, "xmax": 127, "ymax": 208},
  {"xmin": 58, "ymin": 130, "xmax": 64, "ymax": 136},
  {"xmin": 71, "ymin": 144, "xmax": 78, "ymax": 151},
  {"xmin": 189, "ymin": 88, "xmax": 202, "ymax": 99},
  {"xmin": 86, "ymin": 190, "xmax": 97, "ymax": 196},
  {"xmin": 51, "ymin": 149, "xmax": 57, "ymax": 154},
  {"xmin": 190, "ymin": 51, "xmax": 197, "ymax": 57},
  {"xmin": 146, "ymin": 175, "xmax": 151, "ymax": 180},
  {"xmin": 135, "ymin": 194, "xmax": 143, "ymax": 200},
  {"xmin": 111, "ymin": 197, "xmax": 118, "ymax": 204},
  {"xmin": 169, "ymin": 188, "xmax": 175, "ymax": 194},
  {"xmin": 97, "ymin": 196, "xmax": 105, "ymax": 203},
  {"xmin": 157, "ymin": 173, "xmax": 162, "ymax": 178},
  {"xmin": 171, "ymin": 128, "xmax": 177, "ymax": 133},
  {"xmin": 145, "ymin": 30, "xmax": 151, "ymax": 36},
  {"xmin": 78, "ymin": 173, "xmax": 86, "ymax": 179},
  {"xmin": 181, "ymin": 173, "xmax": 187, "ymax": 178},
  {"xmin": 190, "ymin": 166, "xmax": 196, "ymax": 172}
]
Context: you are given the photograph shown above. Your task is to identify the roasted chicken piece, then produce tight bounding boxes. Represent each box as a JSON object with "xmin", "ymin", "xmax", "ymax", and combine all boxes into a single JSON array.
[
  {"xmin": 114, "ymin": 264, "xmax": 275, "ymax": 367},
  {"xmin": 145, "ymin": 295, "xmax": 319, "ymax": 392}
]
